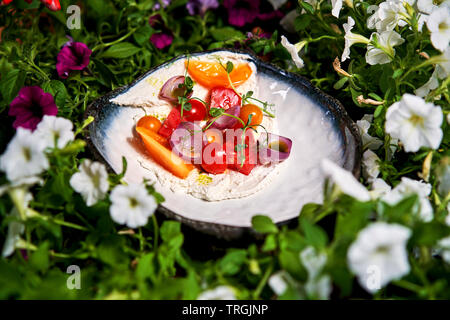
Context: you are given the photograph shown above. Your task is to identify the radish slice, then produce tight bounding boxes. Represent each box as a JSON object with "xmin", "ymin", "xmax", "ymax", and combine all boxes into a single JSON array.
[
  {"xmin": 209, "ymin": 105, "xmax": 241, "ymax": 130},
  {"xmin": 159, "ymin": 76, "xmax": 192, "ymax": 103},
  {"xmin": 258, "ymin": 133, "xmax": 292, "ymax": 164},
  {"xmin": 169, "ymin": 122, "xmax": 206, "ymax": 164}
]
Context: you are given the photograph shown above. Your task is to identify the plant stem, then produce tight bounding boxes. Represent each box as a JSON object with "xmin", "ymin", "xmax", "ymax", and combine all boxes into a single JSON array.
[{"xmin": 252, "ymin": 262, "xmax": 274, "ymax": 299}]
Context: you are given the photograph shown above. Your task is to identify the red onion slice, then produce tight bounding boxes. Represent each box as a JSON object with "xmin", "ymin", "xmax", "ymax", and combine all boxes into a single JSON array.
[
  {"xmin": 169, "ymin": 122, "xmax": 206, "ymax": 164},
  {"xmin": 159, "ymin": 76, "xmax": 192, "ymax": 104},
  {"xmin": 209, "ymin": 105, "xmax": 241, "ymax": 130},
  {"xmin": 258, "ymin": 133, "xmax": 292, "ymax": 164}
]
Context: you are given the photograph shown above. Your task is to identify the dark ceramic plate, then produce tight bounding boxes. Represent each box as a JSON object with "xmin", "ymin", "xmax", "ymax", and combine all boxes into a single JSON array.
[{"xmin": 85, "ymin": 49, "xmax": 361, "ymax": 240}]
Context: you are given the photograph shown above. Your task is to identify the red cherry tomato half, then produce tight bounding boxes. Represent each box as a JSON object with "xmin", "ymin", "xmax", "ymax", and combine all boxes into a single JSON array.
[
  {"xmin": 178, "ymin": 99, "xmax": 207, "ymax": 122},
  {"xmin": 201, "ymin": 142, "xmax": 227, "ymax": 174},
  {"xmin": 210, "ymin": 87, "xmax": 241, "ymax": 110},
  {"xmin": 158, "ymin": 108, "xmax": 181, "ymax": 138},
  {"xmin": 223, "ymin": 130, "xmax": 257, "ymax": 175},
  {"xmin": 137, "ymin": 115, "xmax": 162, "ymax": 133}
]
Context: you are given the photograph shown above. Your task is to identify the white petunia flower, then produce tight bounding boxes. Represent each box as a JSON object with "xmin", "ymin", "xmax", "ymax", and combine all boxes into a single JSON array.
[
  {"xmin": 366, "ymin": 30, "xmax": 405, "ymax": 65},
  {"xmin": 342, "ymin": 16, "xmax": 370, "ymax": 62},
  {"xmin": 35, "ymin": 115, "xmax": 74, "ymax": 149},
  {"xmin": 197, "ymin": 286, "xmax": 236, "ymax": 300},
  {"xmin": 268, "ymin": 0, "xmax": 288, "ymax": 10},
  {"xmin": 367, "ymin": 5, "xmax": 380, "ymax": 29},
  {"xmin": 300, "ymin": 246, "xmax": 331, "ymax": 299},
  {"xmin": 0, "ymin": 128, "xmax": 48, "ymax": 183},
  {"xmin": 370, "ymin": 178, "xmax": 392, "ymax": 199},
  {"xmin": 109, "ymin": 183, "xmax": 157, "ymax": 228},
  {"xmin": 70, "ymin": 159, "xmax": 109, "ymax": 207},
  {"xmin": 2, "ymin": 189, "xmax": 32, "ymax": 258},
  {"xmin": 331, "ymin": 0, "xmax": 343, "ymax": 18},
  {"xmin": 347, "ymin": 222, "xmax": 412, "ymax": 293},
  {"xmin": 382, "ymin": 177, "xmax": 434, "ymax": 222},
  {"xmin": 426, "ymin": 6, "xmax": 450, "ymax": 51},
  {"xmin": 281, "ymin": 35, "xmax": 305, "ymax": 69},
  {"xmin": 415, "ymin": 68, "xmax": 440, "ymax": 97},
  {"xmin": 362, "ymin": 150, "xmax": 380, "ymax": 183},
  {"xmin": 2, "ymin": 208, "xmax": 25, "ymax": 258},
  {"xmin": 280, "ymin": 10, "xmax": 299, "ymax": 33},
  {"xmin": 385, "ymin": 94, "xmax": 443, "ymax": 152},
  {"xmin": 437, "ymin": 236, "xmax": 450, "ymax": 264},
  {"xmin": 304, "ymin": 274, "xmax": 332, "ymax": 300},
  {"xmin": 375, "ymin": 0, "xmax": 411, "ymax": 32},
  {"xmin": 268, "ymin": 272, "xmax": 288, "ymax": 295},
  {"xmin": 321, "ymin": 159, "xmax": 371, "ymax": 202},
  {"xmin": 301, "ymin": 246, "xmax": 327, "ymax": 279},
  {"xmin": 415, "ymin": 47, "xmax": 449, "ymax": 97},
  {"xmin": 356, "ymin": 115, "xmax": 384, "ymax": 150},
  {"xmin": 418, "ymin": 0, "xmax": 437, "ymax": 14}
]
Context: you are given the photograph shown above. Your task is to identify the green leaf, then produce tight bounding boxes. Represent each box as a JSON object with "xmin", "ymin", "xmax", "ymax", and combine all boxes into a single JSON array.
[
  {"xmin": 93, "ymin": 58, "xmax": 117, "ymax": 87},
  {"xmin": 211, "ymin": 27, "xmax": 245, "ymax": 41},
  {"xmin": 300, "ymin": 219, "xmax": 328, "ymax": 248},
  {"xmin": 29, "ymin": 242, "xmax": 50, "ymax": 273},
  {"xmin": 300, "ymin": 1, "xmax": 314, "ymax": 14},
  {"xmin": 101, "ymin": 42, "xmax": 141, "ymax": 59},
  {"xmin": 334, "ymin": 77, "xmax": 348, "ymax": 90},
  {"xmin": 133, "ymin": 25, "xmax": 152, "ymax": 46},
  {"xmin": 252, "ymin": 215, "xmax": 278, "ymax": 234},
  {"xmin": 226, "ymin": 61, "xmax": 234, "ymax": 74},
  {"xmin": 262, "ymin": 233, "xmax": 277, "ymax": 251},
  {"xmin": 218, "ymin": 250, "xmax": 247, "ymax": 276},
  {"xmin": 42, "ymin": 80, "xmax": 68, "ymax": 108},
  {"xmin": 0, "ymin": 69, "xmax": 26, "ymax": 104},
  {"xmin": 374, "ymin": 104, "xmax": 384, "ymax": 118},
  {"xmin": 392, "ymin": 69, "xmax": 403, "ymax": 79},
  {"xmin": 294, "ymin": 14, "xmax": 312, "ymax": 32}
]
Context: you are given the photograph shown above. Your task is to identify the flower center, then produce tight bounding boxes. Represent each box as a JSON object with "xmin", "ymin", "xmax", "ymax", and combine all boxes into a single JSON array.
[
  {"xmin": 438, "ymin": 22, "xmax": 448, "ymax": 33},
  {"xmin": 22, "ymin": 147, "xmax": 31, "ymax": 161},
  {"xmin": 129, "ymin": 197, "xmax": 139, "ymax": 208},
  {"xmin": 409, "ymin": 114, "xmax": 424, "ymax": 127},
  {"xmin": 376, "ymin": 245, "xmax": 390, "ymax": 254}
]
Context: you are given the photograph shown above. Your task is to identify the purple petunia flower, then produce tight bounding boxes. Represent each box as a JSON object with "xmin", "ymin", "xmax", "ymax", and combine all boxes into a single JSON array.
[
  {"xmin": 186, "ymin": 0, "xmax": 219, "ymax": 16},
  {"xmin": 153, "ymin": 0, "xmax": 171, "ymax": 10},
  {"xmin": 56, "ymin": 41, "xmax": 92, "ymax": 79},
  {"xmin": 223, "ymin": 0, "xmax": 283, "ymax": 27},
  {"xmin": 9, "ymin": 86, "xmax": 58, "ymax": 131},
  {"xmin": 149, "ymin": 14, "xmax": 173, "ymax": 49}
]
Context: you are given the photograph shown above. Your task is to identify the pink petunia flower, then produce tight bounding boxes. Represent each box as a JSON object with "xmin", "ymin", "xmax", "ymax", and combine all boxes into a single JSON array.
[
  {"xmin": 56, "ymin": 41, "xmax": 92, "ymax": 79},
  {"xmin": 9, "ymin": 86, "xmax": 58, "ymax": 131}
]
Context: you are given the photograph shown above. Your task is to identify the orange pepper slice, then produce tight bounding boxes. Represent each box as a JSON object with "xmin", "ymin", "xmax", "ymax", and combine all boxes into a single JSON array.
[
  {"xmin": 136, "ymin": 126, "xmax": 194, "ymax": 179},
  {"xmin": 136, "ymin": 124, "xmax": 170, "ymax": 148},
  {"xmin": 186, "ymin": 60, "xmax": 252, "ymax": 89}
]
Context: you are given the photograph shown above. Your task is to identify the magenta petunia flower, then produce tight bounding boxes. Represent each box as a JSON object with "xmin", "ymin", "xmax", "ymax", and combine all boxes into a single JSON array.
[
  {"xmin": 56, "ymin": 41, "xmax": 92, "ymax": 79},
  {"xmin": 223, "ymin": 0, "xmax": 283, "ymax": 27},
  {"xmin": 149, "ymin": 14, "xmax": 173, "ymax": 49},
  {"xmin": 150, "ymin": 33, "xmax": 174, "ymax": 49},
  {"xmin": 9, "ymin": 86, "xmax": 58, "ymax": 131},
  {"xmin": 186, "ymin": 0, "xmax": 219, "ymax": 16}
]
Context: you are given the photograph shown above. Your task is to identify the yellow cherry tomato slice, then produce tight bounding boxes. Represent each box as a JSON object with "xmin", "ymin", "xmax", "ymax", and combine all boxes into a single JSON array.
[
  {"xmin": 137, "ymin": 115, "xmax": 162, "ymax": 133},
  {"xmin": 239, "ymin": 104, "xmax": 263, "ymax": 127},
  {"xmin": 186, "ymin": 61, "xmax": 252, "ymax": 89}
]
